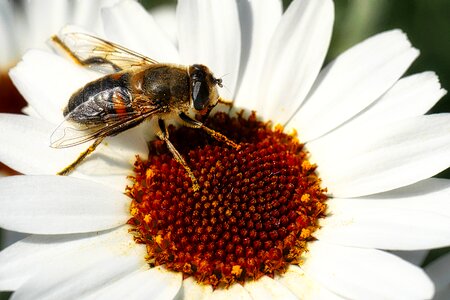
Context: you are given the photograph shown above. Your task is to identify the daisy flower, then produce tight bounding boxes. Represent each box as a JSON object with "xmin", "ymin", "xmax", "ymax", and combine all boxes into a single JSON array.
[{"xmin": 1, "ymin": 0, "xmax": 450, "ymax": 299}]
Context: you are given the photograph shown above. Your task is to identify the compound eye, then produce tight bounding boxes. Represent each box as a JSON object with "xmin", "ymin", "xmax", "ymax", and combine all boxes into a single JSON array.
[{"xmin": 192, "ymin": 75, "xmax": 210, "ymax": 110}]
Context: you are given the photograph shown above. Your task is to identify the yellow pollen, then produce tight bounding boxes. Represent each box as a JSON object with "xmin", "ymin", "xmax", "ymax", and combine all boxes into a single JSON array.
[
  {"xmin": 301, "ymin": 194, "xmax": 311, "ymax": 202},
  {"xmin": 130, "ymin": 207, "xmax": 139, "ymax": 217},
  {"xmin": 231, "ymin": 265, "xmax": 243, "ymax": 277},
  {"xmin": 155, "ymin": 235, "xmax": 163, "ymax": 245},
  {"xmin": 300, "ymin": 229, "xmax": 312, "ymax": 239},
  {"xmin": 144, "ymin": 214, "xmax": 151, "ymax": 223},
  {"xmin": 301, "ymin": 160, "xmax": 314, "ymax": 171}
]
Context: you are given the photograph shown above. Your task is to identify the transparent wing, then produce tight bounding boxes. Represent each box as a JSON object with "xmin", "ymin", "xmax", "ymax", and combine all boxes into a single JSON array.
[
  {"xmin": 51, "ymin": 32, "xmax": 158, "ymax": 73},
  {"xmin": 50, "ymin": 118, "xmax": 106, "ymax": 148},
  {"xmin": 50, "ymin": 94, "xmax": 160, "ymax": 148}
]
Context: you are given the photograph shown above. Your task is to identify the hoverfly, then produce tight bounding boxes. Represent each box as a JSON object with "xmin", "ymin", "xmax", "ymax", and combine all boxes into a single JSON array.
[{"xmin": 50, "ymin": 32, "xmax": 239, "ymax": 191}]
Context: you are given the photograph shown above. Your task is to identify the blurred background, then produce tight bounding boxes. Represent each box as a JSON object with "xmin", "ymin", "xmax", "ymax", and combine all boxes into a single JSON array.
[{"xmin": 0, "ymin": 0, "xmax": 449, "ymax": 299}]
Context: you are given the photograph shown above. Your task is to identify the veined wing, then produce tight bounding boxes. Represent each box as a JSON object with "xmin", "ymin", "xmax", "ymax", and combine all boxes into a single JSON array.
[
  {"xmin": 50, "ymin": 92, "xmax": 160, "ymax": 148},
  {"xmin": 51, "ymin": 32, "xmax": 158, "ymax": 73}
]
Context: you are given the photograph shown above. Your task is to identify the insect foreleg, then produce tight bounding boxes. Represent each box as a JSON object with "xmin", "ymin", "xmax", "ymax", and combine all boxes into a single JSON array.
[
  {"xmin": 57, "ymin": 137, "xmax": 105, "ymax": 176},
  {"xmin": 178, "ymin": 113, "xmax": 240, "ymax": 149},
  {"xmin": 156, "ymin": 119, "xmax": 200, "ymax": 191}
]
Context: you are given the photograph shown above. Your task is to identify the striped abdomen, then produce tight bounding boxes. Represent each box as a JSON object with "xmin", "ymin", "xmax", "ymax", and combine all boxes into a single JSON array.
[{"xmin": 64, "ymin": 72, "xmax": 134, "ymax": 125}]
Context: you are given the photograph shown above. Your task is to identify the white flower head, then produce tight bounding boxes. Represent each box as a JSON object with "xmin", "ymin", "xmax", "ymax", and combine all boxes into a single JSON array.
[{"xmin": 1, "ymin": 0, "xmax": 450, "ymax": 299}]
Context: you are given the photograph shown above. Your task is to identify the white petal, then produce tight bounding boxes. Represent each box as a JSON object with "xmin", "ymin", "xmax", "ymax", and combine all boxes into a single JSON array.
[
  {"xmin": 0, "ymin": 114, "xmax": 147, "ymax": 192},
  {"xmin": 308, "ymin": 114, "xmax": 450, "ymax": 197},
  {"xmin": 177, "ymin": 276, "xmax": 212, "ymax": 300},
  {"xmin": 0, "ymin": 226, "xmax": 141, "ymax": 291},
  {"xmin": 289, "ymin": 30, "xmax": 419, "ymax": 141},
  {"xmin": 302, "ymin": 241, "xmax": 434, "ymax": 300},
  {"xmin": 391, "ymin": 250, "xmax": 429, "ymax": 266},
  {"xmin": 233, "ymin": 0, "xmax": 282, "ymax": 111},
  {"xmin": 0, "ymin": 114, "xmax": 86, "ymax": 174},
  {"xmin": 77, "ymin": 124, "xmax": 148, "ymax": 173},
  {"xmin": 177, "ymin": 0, "xmax": 241, "ymax": 99},
  {"xmin": 347, "ymin": 72, "xmax": 445, "ymax": 128},
  {"xmin": 318, "ymin": 71, "xmax": 446, "ymax": 142},
  {"xmin": 72, "ymin": 0, "xmax": 122, "ymax": 36},
  {"xmin": 364, "ymin": 178, "xmax": 450, "ymax": 217},
  {"xmin": 206, "ymin": 283, "xmax": 251, "ymax": 300},
  {"xmin": 23, "ymin": 0, "xmax": 70, "ymax": 49},
  {"xmin": 277, "ymin": 265, "xmax": 346, "ymax": 300},
  {"xmin": 151, "ymin": 5, "xmax": 178, "ymax": 47},
  {"xmin": 425, "ymin": 251, "xmax": 450, "ymax": 295},
  {"xmin": 244, "ymin": 276, "xmax": 297, "ymax": 300},
  {"xmin": 256, "ymin": 0, "xmax": 334, "ymax": 124},
  {"xmin": 12, "ymin": 254, "xmax": 141, "ymax": 300},
  {"xmin": 11, "ymin": 228, "xmax": 146, "ymax": 300},
  {"xmin": 102, "ymin": 0, "xmax": 179, "ymax": 63},
  {"xmin": 83, "ymin": 266, "xmax": 182, "ymax": 300},
  {"xmin": 0, "ymin": 175, "xmax": 130, "ymax": 234},
  {"xmin": 9, "ymin": 49, "xmax": 100, "ymax": 124},
  {"xmin": 68, "ymin": 123, "xmax": 149, "ymax": 191},
  {"xmin": 317, "ymin": 193, "xmax": 450, "ymax": 250},
  {"xmin": 0, "ymin": 232, "xmax": 101, "ymax": 290}
]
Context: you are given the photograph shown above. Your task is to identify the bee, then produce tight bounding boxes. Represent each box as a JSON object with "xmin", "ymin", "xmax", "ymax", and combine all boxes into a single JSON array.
[{"xmin": 50, "ymin": 32, "xmax": 239, "ymax": 191}]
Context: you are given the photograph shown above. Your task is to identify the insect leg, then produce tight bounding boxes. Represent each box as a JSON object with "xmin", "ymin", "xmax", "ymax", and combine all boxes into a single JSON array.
[
  {"xmin": 218, "ymin": 97, "xmax": 233, "ymax": 107},
  {"xmin": 57, "ymin": 137, "xmax": 105, "ymax": 175},
  {"xmin": 178, "ymin": 113, "xmax": 240, "ymax": 149},
  {"xmin": 51, "ymin": 35, "xmax": 122, "ymax": 71},
  {"xmin": 156, "ymin": 119, "xmax": 200, "ymax": 191}
]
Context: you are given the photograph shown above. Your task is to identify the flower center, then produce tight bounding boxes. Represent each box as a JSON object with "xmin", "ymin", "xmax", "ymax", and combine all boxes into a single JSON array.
[{"xmin": 126, "ymin": 112, "xmax": 327, "ymax": 288}]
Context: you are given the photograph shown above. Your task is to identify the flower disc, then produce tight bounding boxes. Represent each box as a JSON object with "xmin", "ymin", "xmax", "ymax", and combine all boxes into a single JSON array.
[{"xmin": 127, "ymin": 112, "xmax": 328, "ymax": 288}]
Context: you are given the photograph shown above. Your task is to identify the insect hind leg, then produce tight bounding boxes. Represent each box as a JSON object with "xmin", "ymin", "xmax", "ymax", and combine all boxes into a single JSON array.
[
  {"xmin": 51, "ymin": 35, "xmax": 122, "ymax": 71},
  {"xmin": 156, "ymin": 119, "xmax": 200, "ymax": 192},
  {"xmin": 57, "ymin": 137, "xmax": 105, "ymax": 175}
]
